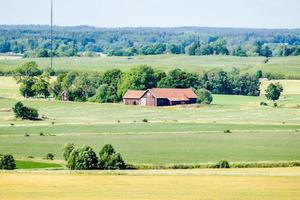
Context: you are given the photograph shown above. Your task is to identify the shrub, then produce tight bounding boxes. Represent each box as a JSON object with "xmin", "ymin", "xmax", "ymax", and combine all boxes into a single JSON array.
[
  {"xmin": 62, "ymin": 143, "xmax": 75, "ymax": 161},
  {"xmin": 142, "ymin": 118, "xmax": 148, "ymax": 123},
  {"xmin": 223, "ymin": 129, "xmax": 231, "ymax": 133},
  {"xmin": 195, "ymin": 88, "xmax": 213, "ymax": 104},
  {"xmin": 260, "ymin": 101, "xmax": 268, "ymax": 106},
  {"xmin": 98, "ymin": 144, "xmax": 126, "ymax": 170},
  {"xmin": 39, "ymin": 132, "xmax": 45, "ymax": 136},
  {"xmin": 215, "ymin": 160, "xmax": 230, "ymax": 168},
  {"xmin": 24, "ymin": 133, "xmax": 30, "ymax": 137},
  {"xmin": 0, "ymin": 154, "xmax": 16, "ymax": 170},
  {"xmin": 67, "ymin": 145, "xmax": 98, "ymax": 170},
  {"xmin": 46, "ymin": 153, "xmax": 54, "ymax": 160},
  {"xmin": 12, "ymin": 101, "xmax": 39, "ymax": 120}
]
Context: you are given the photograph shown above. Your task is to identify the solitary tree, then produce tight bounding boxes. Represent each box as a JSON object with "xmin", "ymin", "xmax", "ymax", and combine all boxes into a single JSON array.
[
  {"xmin": 0, "ymin": 154, "xmax": 16, "ymax": 170},
  {"xmin": 265, "ymin": 83, "xmax": 283, "ymax": 101}
]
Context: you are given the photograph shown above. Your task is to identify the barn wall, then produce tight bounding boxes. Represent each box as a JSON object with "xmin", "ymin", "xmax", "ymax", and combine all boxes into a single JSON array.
[
  {"xmin": 124, "ymin": 98, "xmax": 140, "ymax": 105},
  {"xmin": 141, "ymin": 91, "xmax": 156, "ymax": 106}
]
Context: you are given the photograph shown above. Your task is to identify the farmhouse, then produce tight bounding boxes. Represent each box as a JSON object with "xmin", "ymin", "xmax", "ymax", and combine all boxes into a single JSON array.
[{"xmin": 123, "ymin": 88, "xmax": 197, "ymax": 106}]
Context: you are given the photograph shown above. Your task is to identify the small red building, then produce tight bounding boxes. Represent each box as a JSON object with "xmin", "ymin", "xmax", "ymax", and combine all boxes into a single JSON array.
[
  {"xmin": 123, "ymin": 88, "xmax": 197, "ymax": 106},
  {"xmin": 123, "ymin": 90, "xmax": 146, "ymax": 105},
  {"xmin": 61, "ymin": 91, "xmax": 69, "ymax": 101}
]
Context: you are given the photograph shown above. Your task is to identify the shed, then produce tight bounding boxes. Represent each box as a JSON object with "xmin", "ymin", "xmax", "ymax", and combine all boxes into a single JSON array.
[
  {"xmin": 61, "ymin": 91, "xmax": 69, "ymax": 101},
  {"xmin": 123, "ymin": 90, "xmax": 146, "ymax": 105}
]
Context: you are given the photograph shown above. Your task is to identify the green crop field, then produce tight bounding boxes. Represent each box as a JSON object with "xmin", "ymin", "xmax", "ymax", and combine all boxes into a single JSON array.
[
  {"xmin": 1, "ymin": 55, "xmax": 300, "ymax": 78},
  {"xmin": 1, "ymin": 168, "xmax": 300, "ymax": 200},
  {"xmin": 15, "ymin": 160, "xmax": 63, "ymax": 169},
  {"xmin": 0, "ymin": 77, "xmax": 299, "ymax": 165}
]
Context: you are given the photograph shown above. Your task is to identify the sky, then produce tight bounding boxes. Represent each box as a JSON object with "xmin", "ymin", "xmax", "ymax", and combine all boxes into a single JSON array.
[{"xmin": 0, "ymin": 0, "xmax": 300, "ymax": 28}]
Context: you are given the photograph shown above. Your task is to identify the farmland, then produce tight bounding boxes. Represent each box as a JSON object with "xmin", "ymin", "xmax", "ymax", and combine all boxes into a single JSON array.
[
  {"xmin": 1, "ymin": 168, "xmax": 300, "ymax": 200},
  {"xmin": 1, "ymin": 55, "xmax": 300, "ymax": 78},
  {"xmin": 0, "ymin": 77, "xmax": 299, "ymax": 165}
]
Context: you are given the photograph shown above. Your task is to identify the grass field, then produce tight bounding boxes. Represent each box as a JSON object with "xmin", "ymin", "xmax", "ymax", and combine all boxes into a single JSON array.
[
  {"xmin": 16, "ymin": 160, "xmax": 63, "ymax": 169},
  {"xmin": 0, "ymin": 77, "xmax": 299, "ymax": 165},
  {"xmin": 1, "ymin": 168, "xmax": 300, "ymax": 200},
  {"xmin": 0, "ymin": 55, "xmax": 300, "ymax": 78}
]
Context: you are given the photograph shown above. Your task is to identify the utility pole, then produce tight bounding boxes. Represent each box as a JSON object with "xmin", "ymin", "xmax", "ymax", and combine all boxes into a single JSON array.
[{"xmin": 50, "ymin": 0, "xmax": 53, "ymax": 69}]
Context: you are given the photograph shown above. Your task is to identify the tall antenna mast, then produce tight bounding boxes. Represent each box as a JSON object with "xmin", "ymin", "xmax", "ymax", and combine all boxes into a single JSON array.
[{"xmin": 50, "ymin": 0, "xmax": 53, "ymax": 69}]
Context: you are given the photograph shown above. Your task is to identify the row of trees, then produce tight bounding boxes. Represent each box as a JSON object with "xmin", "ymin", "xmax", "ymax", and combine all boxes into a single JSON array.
[
  {"xmin": 106, "ymin": 41, "xmax": 300, "ymax": 57},
  {"xmin": 15, "ymin": 62, "xmax": 261, "ymax": 102},
  {"xmin": 63, "ymin": 143, "xmax": 126, "ymax": 170},
  {"xmin": 1, "ymin": 25, "xmax": 300, "ymax": 57}
]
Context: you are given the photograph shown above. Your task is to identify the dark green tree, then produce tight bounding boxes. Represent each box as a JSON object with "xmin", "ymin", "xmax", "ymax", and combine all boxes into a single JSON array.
[
  {"xmin": 158, "ymin": 68, "xmax": 199, "ymax": 88},
  {"xmin": 195, "ymin": 89, "xmax": 213, "ymax": 104},
  {"xmin": 265, "ymin": 83, "xmax": 283, "ymax": 101},
  {"xmin": 12, "ymin": 101, "xmax": 39, "ymax": 120},
  {"xmin": 32, "ymin": 75, "xmax": 50, "ymax": 98},
  {"xmin": 98, "ymin": 144, "xmax": 126, "ymax": 170},
  {"xmin": 13, "ymin": 61, "xmax": 42, "ymax": 78},
  {"xmin": 19, "ymin": 77, "xmax": 36, "ymax": 97},
  {"xmin": 67, "ymin": 145, "xmax": 98, "ymax": 170},
  {"xmin": 0, "ymin": 154, "xmax": 16, "ymax": 170},
  {"xmin": 118, "ymin": 65, "xmax": 159, "ymax": 95}
]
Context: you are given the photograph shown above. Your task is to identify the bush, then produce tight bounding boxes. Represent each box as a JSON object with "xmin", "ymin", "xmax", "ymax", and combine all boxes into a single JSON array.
[
  {"xmin": 0, "ymin": 154, "xmax": 16, "ymax": 170},
  {"xmin": 195, "ymin": 88, "xmax": 213, "ymax": 104},
  {"xmin": 12, "ymin": 101, "xmax": 39, "ymax": 120},
  {"xmin": 273, "ymin": 102, "xmax": 278, "ymax": 107},
  {"xmin": 142, "ymin": 118, "xmax": 148, "ymax": 123},
  {"xmin": 67, "ymin": 145, "xmax": 98, "ymax": 170},
  {"xmin": 62, "ymin": 143, "xmax": 75, "ymax": 161},
  {"xmin": 260, "ymin": 101, "xmax": 268, "ymax": 106},
  {"xmin": 46, "ymin": 153, "xmax": 54, "ymax": 160},
  {"xmin": 215, "ymin": 160, "xmax": 230, "ymax": 168},
  {"xmin": 223, "ymin": 129, "xmax": 231, "ymax": 133},
  {"xmin": 98, "ymin": 144, "xmax": 126, "ymax": 170}
]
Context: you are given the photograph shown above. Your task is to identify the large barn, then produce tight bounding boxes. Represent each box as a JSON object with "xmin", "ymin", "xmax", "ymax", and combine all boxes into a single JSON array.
[{"xmin": 123, "ymin": 88, "xmax": 197, "ymax": 106}]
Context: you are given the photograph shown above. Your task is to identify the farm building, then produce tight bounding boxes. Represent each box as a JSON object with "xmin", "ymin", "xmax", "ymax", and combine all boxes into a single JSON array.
[
  {"xmin": 123, "ymin": 88, "xmax": 197, "ymax": 106},
  {"xmin": 61, "ymin": 91, "xmax": 69, "ymax": 101}
]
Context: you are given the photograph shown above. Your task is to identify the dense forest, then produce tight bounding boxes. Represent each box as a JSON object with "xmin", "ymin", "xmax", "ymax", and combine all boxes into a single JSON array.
[{"xmin": 1, "ymin": 25, "xmax": 300, "ymax": 57}]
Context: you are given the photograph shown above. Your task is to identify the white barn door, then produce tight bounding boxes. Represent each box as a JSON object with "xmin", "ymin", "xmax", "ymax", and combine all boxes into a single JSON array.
[{"xmin": 141, "ymin": 98, "xmax": 146, "ymax": 106}]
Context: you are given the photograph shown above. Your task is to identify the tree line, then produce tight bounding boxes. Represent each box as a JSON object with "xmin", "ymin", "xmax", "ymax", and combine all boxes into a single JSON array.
[
  {"xmin": 14, "ymin": 62, "xmax": 261, "ymax": 102},
  {"xmin": 1, "ymin": 25, "xmax": 300, "ymax": 57}
]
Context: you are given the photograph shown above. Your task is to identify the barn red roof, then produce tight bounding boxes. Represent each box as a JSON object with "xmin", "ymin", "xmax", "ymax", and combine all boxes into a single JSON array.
[
  {"xmin": 123, "ymin": 90, "xmax": 146, "ymax": 99},
  {"xmin": 149, "ymin": 88, "xmax": 197, "ymax": 101}
]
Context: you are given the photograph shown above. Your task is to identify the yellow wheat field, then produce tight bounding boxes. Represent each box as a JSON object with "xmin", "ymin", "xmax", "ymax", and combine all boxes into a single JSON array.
[{"xmin": 1, "ymin": 168, "xmax": 300, "ymax": 200}]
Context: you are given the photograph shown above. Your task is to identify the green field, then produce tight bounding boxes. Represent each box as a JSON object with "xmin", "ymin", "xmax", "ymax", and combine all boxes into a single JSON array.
[
  {"xmin": 16, "ymin": 160, "xmax": 63, "ymax": 169},
  {"xmin": 1, "ymin": 55, "xmax": 300, "ymax": 78},
  {"xmin": 1, "ymin": 168, "xmax": 300, "ymax": 200},
  {"xmin": 0, "ymin": 77, "xmax": 299, "ymax": 165}
]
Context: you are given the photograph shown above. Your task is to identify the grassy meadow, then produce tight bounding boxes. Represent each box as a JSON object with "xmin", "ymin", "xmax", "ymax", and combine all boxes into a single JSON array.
[
  {"xmin": 1, "ymin": 168, "xmax": 300, "ymax": 200},
  {"xmin": 0, "ymin": 77, "xmax": 299, "ymax": 165},
  {"xmin": 1, "ymin": 55, "xmax": 300, "ymax": 78}
]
